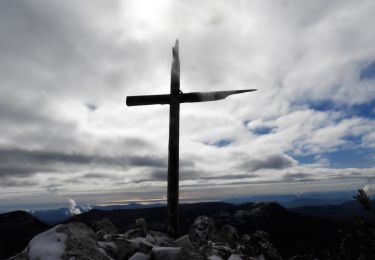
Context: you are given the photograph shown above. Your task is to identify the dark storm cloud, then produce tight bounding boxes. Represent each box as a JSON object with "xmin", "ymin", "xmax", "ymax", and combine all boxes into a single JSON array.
[
  {"xmin": 180, "ymin": 177, "xmax": 319, "ymax": 188},
  {"xmin": 330, "ymin": 174, "xmax": 375, "ymax": 182},
  {"xmin": 117, "ymin": 137, "xmax": 156, "ymax": 151},
  {"xmin": 148, "ymin": 167, "xmax": 201, "ymax": 182},
  {"xmin": 45, "ymin": 184, "xmax": 60, "ymax": 194},
  {"xmin": 83, "ymin": 173, "xmax": 115, "ymax": 179},
  {"xmin": 282, "ymin": 173, "xmax": 313, "ymax": 182},
  {"xmin": 0, "ymin": 0, "xmax": 161, "ymax": 105},
  {"xmin": 200, "ymin": 174, "xmax": 259, "ymax": 180},
  {"xmin": 149, "ymin": 169, "xmax": 167, "ymax": 181},
  {"xmin": 0, "ymin": 148, "xmax": 166, "ymax": 167},
  {"xmin": 0, "ymin": 178, "xmax": 39, "ymax": 188},
  {"xmin": 128, "ymin": 156, "xmax": 166, "ymax": 168},
  {"xmin": 0, "ymin": 148, "xmax": 166, "ymax": 181},
  {"xmin": 150, "ymin": 167, "xmax": 258, "ymax": 182},
  {"xmin": 0, "ymin": 165, "xmax": 47, "ymax": 178},
  {"xmin": 240, "ymin": 154, "xmax": 296, "ymax": 172},
  {"xmin": 120, "ymin": 178, "xmax": 156, "ymax": 184},
  {"xmin": 178, "ymin": 179, "xmax": 278, "ymax": 188},
  {"xmin": 0, "ymin": 148, "xmax": 87, "ymax": 165}
]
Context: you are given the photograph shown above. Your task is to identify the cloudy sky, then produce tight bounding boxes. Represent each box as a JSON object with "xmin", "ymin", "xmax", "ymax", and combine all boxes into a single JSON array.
[{"xmin": 1, "ymin": 0, "xmax": 375, "ymax": 211}]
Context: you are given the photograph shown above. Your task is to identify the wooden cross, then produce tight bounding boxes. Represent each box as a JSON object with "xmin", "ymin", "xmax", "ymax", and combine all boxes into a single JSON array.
[{"xmin": 126, "ymin": 40, "xmax": 257, "ymax": 237}]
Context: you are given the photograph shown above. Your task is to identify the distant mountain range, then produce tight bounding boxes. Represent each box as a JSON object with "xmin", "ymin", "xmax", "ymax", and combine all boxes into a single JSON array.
[
  {"xmin": 32, "ymin": 202, "xmax": 165, "ymax": 225},
  {"xmin": 27, "ymin": 190, "xmax": 367, "ymax": 225},
  {"xmin": 1, "ymin": 200, "xmax": 375, "ymax": 259},
  {"xmin": 221, "ymin": 190, "xmax": 360, "ymax": 207},
  {"xmin": 291, "ymin": 199, "xmax": 375, "ymax": 219}
]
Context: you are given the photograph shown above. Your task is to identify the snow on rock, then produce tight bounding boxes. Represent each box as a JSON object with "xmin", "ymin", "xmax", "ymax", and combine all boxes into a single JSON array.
[
  {"xmin": 228, "ymin": 254, "xmax": 243, "ymax": 260},
  {"xmin": 208, "ymin": 255, "xmax": 223, "ymax": 260},
  {"xmin": 27, "ymin": 225, "xmax": 67, "ymax": 260},
  {"xmin": 174, "ymin": 234, "xmax": 192, "ymax": 248},
  {"xmin": 9, "ymin": 215, "xmax": 283, "ymax": 260},
  {"xmin": 129, "ymin": 252, "xmax": 150, "ymax": 260},
  {"xmin": 10, "ymin": 223, "xmax": 114, "ymax": 260},
  {"xmin": 150, "ymin": 246, "xmax": 182, "ymax": 260}
]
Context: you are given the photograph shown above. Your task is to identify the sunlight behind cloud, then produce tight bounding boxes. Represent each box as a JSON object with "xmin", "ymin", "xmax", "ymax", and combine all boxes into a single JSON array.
[{"xmin": 0, "ymin": 0, "xmax": 374, "ymax": 208}]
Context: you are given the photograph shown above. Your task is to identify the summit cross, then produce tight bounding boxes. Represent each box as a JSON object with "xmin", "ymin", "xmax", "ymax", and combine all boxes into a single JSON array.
[{"xmin": 126, "ymin": 40, "xmax": 257, "ymax": 237}]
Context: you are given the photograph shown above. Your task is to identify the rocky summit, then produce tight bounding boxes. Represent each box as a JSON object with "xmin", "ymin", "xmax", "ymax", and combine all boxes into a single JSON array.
[
  {"xmin": 3, "ymin": 201, "xmax": 375, "ymax": 259},
  {"xmin": 0, "ymin": 211, "xmax": 49, "ymax": 259},
  {"xmin": 8, "ymin": 216, "xmax": 282, "ymax": 260}
]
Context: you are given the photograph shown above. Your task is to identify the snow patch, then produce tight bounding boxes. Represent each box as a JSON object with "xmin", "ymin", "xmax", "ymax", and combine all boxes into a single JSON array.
[
  {"xmin": 27, "ymin": 225, "xmax": 67, "ymax": 260},
  {"xmin": 229, "ymin": 254, "xmax": 244, "ymax": 260},
  {"xmin": 208, "ymin": 255, "xmax": 224, "ymax": 260},
  {"xmin": 129, "ymin": 252, "xmax": 150, "ymax": 260}
]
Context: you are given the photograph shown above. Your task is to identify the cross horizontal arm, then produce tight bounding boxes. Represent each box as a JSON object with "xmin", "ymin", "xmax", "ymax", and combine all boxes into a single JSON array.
[
  {"xmin": 180, "ymin": 89, "xmax": 257, "ymax": 103},
  {"xmin": 126, "ymin": 94, "xmax": 170, "ymax": 106},
  {"xmin": 126, "ymin": 89, "xmax": 257, "ymax": 106}
]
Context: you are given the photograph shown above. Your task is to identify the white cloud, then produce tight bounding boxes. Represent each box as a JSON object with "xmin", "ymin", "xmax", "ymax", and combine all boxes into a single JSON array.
[
  {"xmin": 0, "ymin": 0, "xmax": 374, "ymax": 207},
  {"xmin": 68, "ymin": 198, "xmax": 82, "ymax": 215},
  {"xmin": 363, "ymin": 183, "xmax": 375, "ymax": 196}
]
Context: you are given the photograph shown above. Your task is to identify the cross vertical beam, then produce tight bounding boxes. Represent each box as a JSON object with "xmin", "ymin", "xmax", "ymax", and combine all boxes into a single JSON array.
[
  {"xmin": 167, "ymin": 40, "xmax": 180, "ymax": 238},
  {"xmin": 125, "ymin": 40, "xmax": 257, "ymax": 238}
]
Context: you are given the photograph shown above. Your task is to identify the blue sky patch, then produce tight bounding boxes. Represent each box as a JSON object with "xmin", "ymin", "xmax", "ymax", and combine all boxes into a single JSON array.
[
  {"xmin": 351, "ymin": 99, "xmax": 375, "ymax": 119},
  {"xmin": 292, "ymin": 146, "xmax": 375, "ymax": 168},
  {"xmin": 302, "ymin": 98, "xmax": 375, "ymax": 119},
  {"xmin": 307, "ymin": 99, "xmax": 337, "ymax": 112},
  {"xmin": 326, "ymin": 147, "xmax": 374, "ymax": 168},
  {"xmin": 360, "ymin": 61, "xmax": 375, "ymax": 80},
  {"xmin": 243, "ymin": 120, "xmax": 274, "ymax": 135},
  {"xmin": 204, "ymin": 139, "xmax": 232, "ymax": 148},
  {"xmin": 213, "ymin": 139, "xmax": 232, "ymax": 147},
  {"xmin": 252, "ymin": 127, "xmax": 273, "ymax": 135}
]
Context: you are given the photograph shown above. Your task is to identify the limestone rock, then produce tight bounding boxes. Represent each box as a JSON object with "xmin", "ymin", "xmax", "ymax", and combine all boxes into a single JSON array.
[
  {"xmin": 91, "ymin": 218, "xmax": 118, "ymax": 241},
  {"xmin": 136, "ymin": 218, "xmax": 149, "ymax": 236},
  {"xmin": 189, "ymin": 216, "xmax": 216, "ymax": 248},
  {"xmin": 57, "ymin": 222, "xmax": 113, "ymax": 260},
  {"xmin": 240, "ymin": 231, "xmax": 282, "ymax": 260},
  {"xmin": 9, "ymin": 223, "xmax": 113, "ymax": 260},
  {"xmin": 9, "ymin": 215, "xmax": 283, "ymax": 260},
  {"xmin": 175, "ymin": 234, "xmax": 193, "ymax": 248},
  {"xmin": 150, "ymin": 246, "xmax": 181, "ymax": 260},
  {"xmin": 129, "ymin": 252, "xmax": 150, "ymax": 260},
  {"xmin": 218, "ymin": 225, "xmax": 239, "ymax": 248}
]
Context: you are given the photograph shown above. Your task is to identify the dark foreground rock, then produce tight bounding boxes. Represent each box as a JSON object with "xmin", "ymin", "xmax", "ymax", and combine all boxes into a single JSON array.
[
  {"xmin": 5, "ymin": 201, "xmax": 375, "ymax": 259},
  {"xmin": 0, "ymin": 211, "xmax": 49, "ymax": 259},
  {"xmin": 65, "ymin": 201, "xmax": 355, "ymax": 258},
  {"xmin": 8, "ymin": 216, "xmax": 282, "ymax": 260}
]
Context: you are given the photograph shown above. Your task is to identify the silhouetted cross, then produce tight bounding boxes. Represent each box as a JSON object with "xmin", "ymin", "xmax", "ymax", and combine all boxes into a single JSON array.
[{"xmin": 126, "ymin": 40, "xmax": 257, "ymax": 237}]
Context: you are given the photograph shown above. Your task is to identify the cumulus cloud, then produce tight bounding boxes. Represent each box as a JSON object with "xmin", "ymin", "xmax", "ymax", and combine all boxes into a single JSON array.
[
  {"xmin": 0, "ymin": 0, "xmax": 375, "ymax": 208},
  {"xmin": 240, "ymin": 154, "xmax": 298, "ymax": 172},
  {"xmin": 68, "ymin": 198, "xmax": 82, "ymax": 215},
  {"xmin": 363, "ymin": 183, "xmax": 375, "ymax": 196}
]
